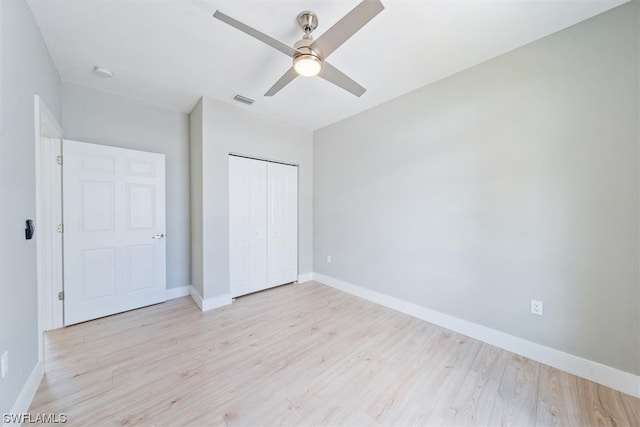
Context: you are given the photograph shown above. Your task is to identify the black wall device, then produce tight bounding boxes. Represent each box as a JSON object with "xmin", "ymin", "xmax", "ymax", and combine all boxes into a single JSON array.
[{"xmin": 25, "ymin": 219, "xmax": 35, "ymax": 240}]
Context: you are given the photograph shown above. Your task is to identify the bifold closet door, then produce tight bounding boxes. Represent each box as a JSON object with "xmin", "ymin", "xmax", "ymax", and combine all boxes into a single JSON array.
[
  {"xmin": 229, "ymin": 156, "xmax": 268, "ymax": 297},
  {"xmin": 229, "ymin": 156, "xmax": 298, "ymax": 297},
  {"xmin": 267, "ymin": 162, "xmax": 298, "ymax": 287}
]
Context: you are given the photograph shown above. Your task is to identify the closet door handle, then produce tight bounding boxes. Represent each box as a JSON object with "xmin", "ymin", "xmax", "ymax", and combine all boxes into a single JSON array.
[{"xmin": 153, "ymin": 233, "xmax": 166, "ymax": 239}]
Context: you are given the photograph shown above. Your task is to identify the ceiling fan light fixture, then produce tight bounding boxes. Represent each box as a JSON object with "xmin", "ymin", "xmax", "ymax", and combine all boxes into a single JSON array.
[{"xmin": 294, "ymin": 54, "xmax": 322, "ymax": 77}]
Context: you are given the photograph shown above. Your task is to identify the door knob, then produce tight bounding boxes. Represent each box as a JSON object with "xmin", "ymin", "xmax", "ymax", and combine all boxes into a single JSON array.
[{"xmin": 153, "ymin": 233, "xmax": 166, "ymax": 239}]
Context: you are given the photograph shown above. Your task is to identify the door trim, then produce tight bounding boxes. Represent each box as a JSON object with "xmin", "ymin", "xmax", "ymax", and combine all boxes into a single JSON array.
[
  {"xmin": 34, "ymin": 95, "xmax": 64, "ymax": 363},
  {"xmin": 228, "ymin": 152, "xmax": 298, "ymax": 168}
]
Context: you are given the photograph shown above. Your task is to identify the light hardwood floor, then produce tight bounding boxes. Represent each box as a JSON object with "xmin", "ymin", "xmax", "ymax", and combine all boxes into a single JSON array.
[{"xmin": 30, "ymin": 282, "xmax": 639, "ymax": 426}]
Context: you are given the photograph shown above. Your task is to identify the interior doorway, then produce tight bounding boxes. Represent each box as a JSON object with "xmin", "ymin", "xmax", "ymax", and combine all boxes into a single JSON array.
[{"xmin": 34, "ymin": 95, "xmax": 64, "ymax": 364}]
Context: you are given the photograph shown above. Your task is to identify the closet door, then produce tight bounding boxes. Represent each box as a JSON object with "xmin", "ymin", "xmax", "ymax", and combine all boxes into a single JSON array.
[
  {"xmin": 267, "ymin": 162, "xmax": 298, "ymax": 287},
  {"xmin": 229, "ymin": 156, "xmax": 267, "ymax": 297}
]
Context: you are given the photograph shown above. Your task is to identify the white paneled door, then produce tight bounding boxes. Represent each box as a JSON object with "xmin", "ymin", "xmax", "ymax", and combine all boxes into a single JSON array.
[
  {"xmin": 229, "ymin": 155, "xmax": 297, "ymax": 297},
  {"xmin": 267, "ymin": 162, "xmax": 298, "ymax": 287},
  {"xmin": 229, "ymin": 156, "xmax": 268, "ymax": 297},
  {"xmin": 63, "ymin": 140, "xmax": 166, "ymax": 325}
]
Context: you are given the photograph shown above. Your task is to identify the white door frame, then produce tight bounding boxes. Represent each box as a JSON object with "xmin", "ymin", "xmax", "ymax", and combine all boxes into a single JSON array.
[{"xmin": 34, "ymin": 95, "xmax": 64, "ymax": 362}]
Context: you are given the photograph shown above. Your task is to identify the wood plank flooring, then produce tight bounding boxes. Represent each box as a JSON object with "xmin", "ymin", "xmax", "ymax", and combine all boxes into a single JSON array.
[{"xmin": 30, "ymin": 282, "xmax": 640, "ymax": 426}]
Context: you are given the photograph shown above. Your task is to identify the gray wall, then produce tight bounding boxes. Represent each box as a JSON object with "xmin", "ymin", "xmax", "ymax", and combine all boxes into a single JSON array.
[
  {"xmin": 62, "ymin": 83, "xmax": 190, "ymax": 290},
  {"xmin": 314, "ymin": 3, "xmax": 639, "ymax": 375},
  {"xmin": 0, "ymin": 0, "xmax": 62, "ymax": 414},
  {"xmin": 189, "ymin": 99, "xmax": 204, "ymax": 296},
  {"xmin": 192, "ymin": 97, "xmax": 313, "ymax": 298}
]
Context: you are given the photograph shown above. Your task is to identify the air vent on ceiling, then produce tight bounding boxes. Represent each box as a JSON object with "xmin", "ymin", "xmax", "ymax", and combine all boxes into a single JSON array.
[{"xmin": 233, "ymin": 94, "xmax": 254, "ymax": 105}]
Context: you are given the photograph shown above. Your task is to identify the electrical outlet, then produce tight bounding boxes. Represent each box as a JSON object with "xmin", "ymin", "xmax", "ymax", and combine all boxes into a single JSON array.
[
  {"xmin": 1, "ymin": 351, "xmax": 8, "ymax": 378},
  {"xmin": 327, "ymin": 255, "xmax": 331, "ymax": 263},
  {"xmin": 531, "ymin": 300, "xmax": 543, "ymax": 315}
]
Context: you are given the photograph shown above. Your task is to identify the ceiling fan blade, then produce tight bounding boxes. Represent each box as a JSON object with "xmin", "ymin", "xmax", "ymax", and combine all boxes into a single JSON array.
[
  {"xmin": 213, "ymin": 10, "xmax": 297, "ymax": 57},
  {"xmin": 265, "ymin": 67, "xmax": 298, "ymax": 96},
  {"xmin": 310, "ymin": 0, "xmax": 384, "ymax": 59},
  {"xmin": 318, "ymin": 62, "xmax": 366, "ymax": 97}
]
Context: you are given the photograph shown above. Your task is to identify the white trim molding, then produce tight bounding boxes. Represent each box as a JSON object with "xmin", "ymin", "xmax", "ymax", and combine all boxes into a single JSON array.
[
  {"xmin": 34, "ymin": 94, "xmax": 64, "ymax": 369},
  {"xmin": 313, "ymin": 272, "xmax": 640, "ymax": 398},
  {"xmin": 3, "ymin": 362, "xmax": 44, "ymax": 427},
  {"xmin": 297, "ymin": 273, "xmax": 314, "ymax": 283},
  {"xmin": 189, "ymin": 286, "xmax": 232, "ymax": 312},
  {"xmin": 166, "ymin": 286, "xmax": 191, "ymax": 300}
]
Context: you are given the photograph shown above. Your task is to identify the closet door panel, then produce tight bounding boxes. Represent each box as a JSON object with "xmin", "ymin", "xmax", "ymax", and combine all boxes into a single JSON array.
[
  {"xmin": 246, "ymin": 159, "xmax": 268, "ymax": 293},
  {"xmin": 267, "ymin": 163, "xmax": 284, "ymax": 286},
  {"xmin": 229, "ymin": 156, "xmax": 267, "ymax": 297},
  {"xmin": 229, "ymin": 156, "xmax": 249, "ymax": 296},
  {"xmin": 281, "ymin": 164, "xmax": 298, "ymax": 284},
  {"xmin": 267, "ymin": 162, "xmax": 298, "ymax": 287}
]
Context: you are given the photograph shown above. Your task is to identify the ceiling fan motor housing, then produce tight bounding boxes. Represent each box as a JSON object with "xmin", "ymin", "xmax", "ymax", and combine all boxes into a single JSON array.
[{"xmin": 294, "ymin": 38, "xmax": 321, "ymax": 59}]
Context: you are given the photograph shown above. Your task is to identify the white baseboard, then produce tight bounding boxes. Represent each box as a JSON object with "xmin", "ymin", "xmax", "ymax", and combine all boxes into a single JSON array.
[
  {"xmin": 166, "ymin": 285, "xmax": 191, "ymax": 300},
  {"xmin": 297, "ymin": 273, "xmax": 314, "ymax": 283},
  {"xmin": 3, "ymin": 362, "xmax": 44, "ymax": 426},
  {"xmin": 313, "ymin": 272, "xmax": 640, "ymax": 398},
  {"xmin": 189, "ymin": 286, "xmax": 232, "ymax": 312}
]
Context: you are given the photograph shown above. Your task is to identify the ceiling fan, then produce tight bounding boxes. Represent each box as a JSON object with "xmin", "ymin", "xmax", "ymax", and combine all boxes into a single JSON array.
[{"xmin": 213, "ymin": 0, "xmax": 384, "ymax": 97}]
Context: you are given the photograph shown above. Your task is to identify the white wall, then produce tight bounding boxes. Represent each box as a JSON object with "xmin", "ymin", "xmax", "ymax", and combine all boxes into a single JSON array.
[
  {"xmin": 314, "ymin": 4, "xmax": 639, "ymax": 375},
  {"xmin": 191, "ymin": 97, "xmax": 313, "ymax": 299},
  {"xmin": 62, "ymin": 83, "xmax": 190, "ymax": 290},
  {"xmin": 0, "ymin": 0, "xmax": 62, "ymax": 415}
]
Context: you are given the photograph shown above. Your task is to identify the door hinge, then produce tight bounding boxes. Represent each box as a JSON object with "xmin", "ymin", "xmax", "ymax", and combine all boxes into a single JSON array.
[
  {"xmin": 57, "ymin": 224, "xmax": 64, "ymax": 233},
  {"xmin": 56, "ymin": 156, "xmax": 63, "ymax": 165},
  {"xmin": 58, "ymin": 291, "xmax": 64, "ymax": 301}
]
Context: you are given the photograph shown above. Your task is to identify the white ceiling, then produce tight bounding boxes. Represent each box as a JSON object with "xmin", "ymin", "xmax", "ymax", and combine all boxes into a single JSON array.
[{"xmin": 28, "ymin": 0, "xmax": 625, "ymax": 130}]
